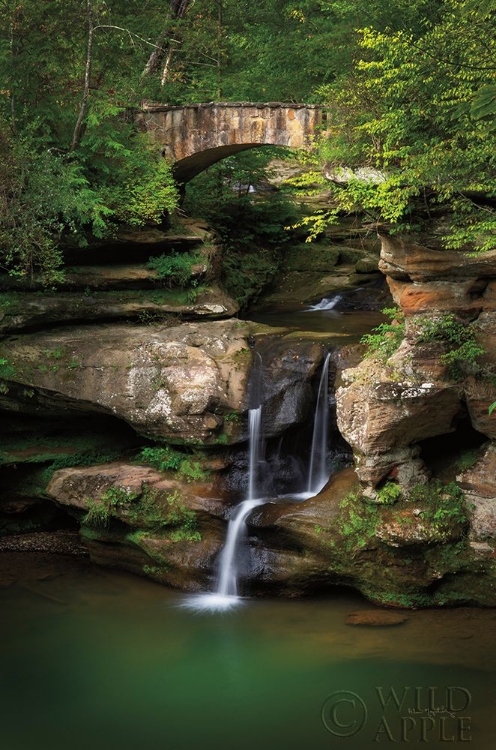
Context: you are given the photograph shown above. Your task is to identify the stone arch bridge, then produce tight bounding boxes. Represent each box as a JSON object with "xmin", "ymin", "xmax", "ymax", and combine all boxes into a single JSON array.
[{"xmin": 139, "ymin": 102, "xmax": 323, "ymax": 183}]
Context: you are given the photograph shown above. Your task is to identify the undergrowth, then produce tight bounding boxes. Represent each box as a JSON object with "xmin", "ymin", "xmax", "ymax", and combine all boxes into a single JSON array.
[
  {"xmin": 137, "ymin": 446, "xmax": 209, "ymax": 482},
  {"xmin": 361, "ymin": 307, "xmax": 405, "ymax": 362},
  {"xmin": 417, "ymin": 314, "xmax": 485, "ymax": 380},
  {"xmin": 82, "ymin": 483, "xmax": 200, "ymax": 540},
  {"xmin": 147, "ymin": 250, "xmax": 203, "ymax": 288}
]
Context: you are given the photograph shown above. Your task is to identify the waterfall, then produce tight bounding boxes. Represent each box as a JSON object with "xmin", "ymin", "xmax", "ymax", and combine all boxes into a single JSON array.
[
  {"xmin": 306, "ymin": 352, "xmax": 331, "ymax": 495},
  {"xmin": 215, "ymin": 497, "xmax": 261, "ymax": 598},
  {"xmin": 307, "ymin": 294, "xmax": 343, "ymax": 311},
  {"xmin": 182, "ymin": 352, "xmax": 265, "ymax": 611},
  {"xmin": 248, "ymin": 407, "xmax": 263, "ymax": 502},
  {"xmin": 182, "ymin": 351, "xmax": 332, "ymax": 612}
]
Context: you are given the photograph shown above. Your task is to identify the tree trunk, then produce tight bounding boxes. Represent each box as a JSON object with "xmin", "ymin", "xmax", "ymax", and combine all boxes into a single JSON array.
[
  {"xmin": 140, "ymin": 0, "xmax": 191, "ymax": 84},
  {"xmin": 70, "ymin": 0, "xmax": 94, "ymax": 152}
]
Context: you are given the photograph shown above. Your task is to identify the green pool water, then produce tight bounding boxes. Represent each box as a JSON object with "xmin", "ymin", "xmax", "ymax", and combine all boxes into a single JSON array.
[{"xmin": 1, "ymin": 553, "xmax": 495, "ymax": 750}]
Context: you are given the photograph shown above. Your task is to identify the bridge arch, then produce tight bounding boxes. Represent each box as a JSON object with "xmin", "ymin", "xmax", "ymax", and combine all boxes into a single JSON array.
[{"xmin": 139, "ymin": 102, "xmax": 322, "ymax": 183}]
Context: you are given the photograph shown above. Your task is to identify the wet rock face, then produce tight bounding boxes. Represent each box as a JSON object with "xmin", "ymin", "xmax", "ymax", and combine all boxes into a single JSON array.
[
  {"xmin": 240, "ymin": 466, "xmax": 494, "ymax": 606},
  {"xmin": 458, "ymin": 443, "xmax": 496, "ymax": 542},
  {"xmin": 256, "ymin": 338, "xmax": 324, "ymax": 437},
  {"xmin": 0, "ymin": 320, "xmax": 250, "ymax": 445},
  {"xmin": 335, "ymin": 361, "xmax": 460, "ymax": 491},
  {"xmin": 0, "ymin": 321, "xmax": 326, "ymax": 447},
  {"xmin": 336, "ymin": 232, "xmax": 496, "ymax": 498},
  {"xmin": 46, "ymin": 461, "xmax": 228, "ymax": 592}
]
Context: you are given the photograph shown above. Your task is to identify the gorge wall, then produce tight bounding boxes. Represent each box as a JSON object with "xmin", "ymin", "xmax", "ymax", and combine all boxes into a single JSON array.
[{"xmin": 2, "ymin": 224, "xmax": 496, "ymax": 609}]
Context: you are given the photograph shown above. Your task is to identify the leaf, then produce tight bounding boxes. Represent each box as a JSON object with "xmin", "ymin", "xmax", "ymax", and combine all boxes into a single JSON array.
[{"xmin": 470, "ymin": 85, "xmax": 496, "ymax": 120}]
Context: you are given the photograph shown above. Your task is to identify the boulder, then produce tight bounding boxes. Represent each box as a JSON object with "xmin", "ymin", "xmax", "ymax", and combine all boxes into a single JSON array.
[
  {"xmin": 46, "ymin": 462, "xmax": 227, "ymax": 528},
  {"xmin": 0, "ymin": 319, "xmax": 325, "ymax": 445},
  {"xmin": 0, "ymin": 320, "xmax": 251, "ymax": 444},
  {"xmin": 46, "ymin": 461, "xmax": 228, "ymax": 591},
  {"xmin": 336, "ymin": 360, "xmax": 461, "ymax": 488},
  {"xmin": 346, "ymin": 610, "xmax": 409, "ymax": 626}
]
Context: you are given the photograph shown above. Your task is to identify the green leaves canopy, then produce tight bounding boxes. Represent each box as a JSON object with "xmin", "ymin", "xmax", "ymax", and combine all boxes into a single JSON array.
[{"xmin": 315, "ymin": 0, "xmax": 496, "ymax": 250}]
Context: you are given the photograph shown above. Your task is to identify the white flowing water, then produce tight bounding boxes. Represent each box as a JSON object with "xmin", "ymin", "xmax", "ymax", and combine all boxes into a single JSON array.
[
  {"xmin": 307, "ymin": 294, "xmax": 343, "ymax": 311},
  {"xmin": 306, "ymin": 352, "xmax": 331, "ymax": 495},
  {"xmin": 184, "ymin": 351, "xmax": 332, "ymax": 611},
  {"xmin": 184, "ymin": 356, "xmax": 264, "ymax": 611},
  {"xmin": 247, "ymin": 405, "xmax": 263, "ymax": 503}
]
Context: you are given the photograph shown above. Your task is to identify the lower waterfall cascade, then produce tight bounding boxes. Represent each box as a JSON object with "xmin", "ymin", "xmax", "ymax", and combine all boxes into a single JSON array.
[{"xmin": 183, "ymin": 349, "xmax": 332, "ymax": 611}]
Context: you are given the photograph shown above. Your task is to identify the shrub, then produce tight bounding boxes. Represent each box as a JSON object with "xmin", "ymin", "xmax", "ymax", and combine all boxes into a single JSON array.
[
  {"xmin": 375, "ymin": 481, "xmax": 402, "ymax": 505},
  {"xmin": 361, "ymin": 307, "xmax": 405, "ymax": 361},
  {"xmin": 137, "ymin": 446, "xmax": 183, "ymax": 472},
  {"xmin": 137, "ymin": 445, "xmax": 209, "ymax": 483},
  {"xmin": 147, "ymin": 251, "xmax": 203, "ymax": 288},
  {"xmin": 417, "ymin": 314, "xmax": 485, "ymax": 379}
]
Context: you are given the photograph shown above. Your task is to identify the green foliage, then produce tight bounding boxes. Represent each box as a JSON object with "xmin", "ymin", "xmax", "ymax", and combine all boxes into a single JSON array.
[
  {"xmin": 83, "ymin": 498, "xmax": 111, "ymax": 528},
  {"xmin": 375, "ymin": 481, "xmax": 402, "ymax": 505},
  {"xmin": 340, "ymin": 506, "xmax": 380, "ymax": 552},
  {"xmin": 0, "ymin": 124, "xmax": 93, "ymax": 282},
  {"xmin": 0, "ymin": 0, "xmax": 180, "ymax": 282},
  {"xmin": 83, "ymin": 486, "xmax": 138, "ymax": 528},
  {"xmin": 1, "ymin": 0, "xmax": 491, "ymax": 283},
  {"xmin": 185, "ymin": 151, "xmax": 302, "ymax": 249},
  {"xmin": 177, "ymin": 460, "xmax": 208, "ymax": 483},
  {"xmin": 185, "ymin": 283, "xmax": 207, "ymax": 304},
  {"xmin": 313, "ymin": 0, "xmax": 496, "ymax": 251},
  {"xmin": 417, "ymin": 314, "xmax": 485, "ymax": 379},
  {"xmin": 168, "ymin": 528, "xmax": 202, "ymax": 543},
  {"xmin": 224, "ymin": 411, "xmax": 241, "ymax": 424},
  {"xmin": 137, "ymin": 445, "xmax": 209, "ymax": 483},
  {"xmin": 103, "ymin": 486, "xmax": 140, "ymax": 506},
  {"xmin": 43, "ymin": 348, "xmax": 64, "ymax": 361},
  {"xmin": 82, "ymin": 481, "xmax": 200, "ymax": 537},
  {"xmin": 222, "ymin": 248, "xmax": 280, "ymax": 309},
  {"xmin": 214, "ymin": 432, "xmax": 229, "ymax": 445},
  {"xmin": 324, "ymin": 489, "xmax": 381, "ymax": 554},
  {"xmin": 134, "ymin": 486, "xmax": 199, "ymax": 534},
  {"xmin": 414, "ymin": 481, "xmax": 468, "ymax": 531},
  {"xmin": 184, "ymin": 150, "xmax": 308, "ymax": 308},
  {"xmin": 489, "ymin": 402, "xmax": 496, "ymax": 416},
  {"xmin": 0, "ymin": 358, "xmax": 16, "ymax": 380},
  {"xmin": 109, "ymin": 148, "xmax": 178, "ymax": 227},
  {"xmin": 147, "ymin": 250, "xmax": 203, "ymax": 288},
  {"xmin": 142, "ymin": 565, "xmax": 161, "ymax": 576},
  {"xmin": 138, "ymin": 446, "xmax": 184, "ymax": 472},
  {"xmin": 360, "ymin": 306, "xmax": 405, "ymax": 361}
]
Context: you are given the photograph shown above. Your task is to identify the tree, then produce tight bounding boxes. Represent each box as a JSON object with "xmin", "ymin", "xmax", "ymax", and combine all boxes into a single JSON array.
[
  {"xmin": 312, "ymin": 0, "xmax": 496, "ymax": 251},
  {"xmin": 0, "ymin": 0, "xmax": 179, "ymax": 279}
]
